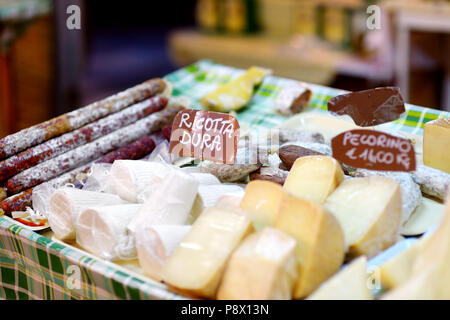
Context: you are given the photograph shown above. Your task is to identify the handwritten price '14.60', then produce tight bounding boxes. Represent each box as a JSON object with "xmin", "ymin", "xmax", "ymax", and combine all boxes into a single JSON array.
[
  {"xmin": 345, "ymin": 147, "xmax": 411, "ymax": 170},
  {"xmin": 332, "ymin": 129, "xmax": 416, "ymax": 172}
]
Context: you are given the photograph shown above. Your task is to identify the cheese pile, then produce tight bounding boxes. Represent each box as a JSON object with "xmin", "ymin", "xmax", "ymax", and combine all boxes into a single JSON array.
[{"xmin": 42, "ymin": 131, "xmax": 450, "ymax": 300}]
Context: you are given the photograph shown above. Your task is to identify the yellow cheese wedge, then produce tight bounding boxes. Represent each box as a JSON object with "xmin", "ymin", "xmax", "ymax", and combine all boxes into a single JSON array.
[
  {"xmin": 161, "ymin": 207, "xmax": 253, "ymax": 298},
  {"xmin": 407, "ymin": 189, "xmax": 450, "ymax": 299},
  {"xmin": 400, "ymin": 197, "xmax": 445, "ymax": 236},
  {"xmin": 240, "ymin": 180, "xmax": 285, "ymax": 231},
  {"xmin": 274, "ymin": 195, "xmax": 345, "ymax": 298},
  {"xmin": 217, "ymin": 227, "xmax": 298, "ymax": 300},
  {"xmin": 423, "ymin": 118, "xmax": 450, "ymax": 173},
  {"xmin": 283, "ymin": 155, "xmax": 344, "ymax": 204},
  {"xmin": 382, "ymin": 266, "xmax": 440, "ymax": 300},
  {"xmin": 379, "ymin": 238, "xmax": 426, "ymax": 290},
  {"xmin": 324, "ymin": 176, "xmax": 403, "ymax": 259},
  {"xmin": 200, "ymin": 66, "xmax": 271, "ymax": 112},
  {"xmin": 308, "ymin": 257, "xmax": 372, "ymax": 300}
]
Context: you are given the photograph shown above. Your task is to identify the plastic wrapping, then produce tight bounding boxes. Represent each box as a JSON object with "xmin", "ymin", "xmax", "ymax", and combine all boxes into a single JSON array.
[
  {"xmin": 107, "ymin": 160, "xmax": 173, "ymax": 203},
  {"xmin": 273, "ymin": 83, "xmax": 312, "ymax": 116},
  {"xmin": 198, "ymin": 184, "xmax": 245, "ymax": 208},
  {"xmin": 82, "ymin": 163, "xmax": 113, "ymax": 193},
  {"xmin": 76, "ymin": 204, "xmax": 142, "ymax": 260},
  {"xmin": 128, "ymin": 169, "xmax": 199, "ymax": 234},
  {"xmin": 135, "ymin": 225, "xmax": 191, "ymax": 280}
]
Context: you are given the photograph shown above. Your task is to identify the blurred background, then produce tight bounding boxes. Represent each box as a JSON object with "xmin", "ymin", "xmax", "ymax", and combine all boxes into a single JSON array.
[{"xmin": 0, "ymin": 0, "xmax": 449, "ymax": 137}]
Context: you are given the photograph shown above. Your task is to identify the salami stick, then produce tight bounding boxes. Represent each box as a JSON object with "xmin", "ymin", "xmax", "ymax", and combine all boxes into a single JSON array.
[
  {"xmin": 6, "ymin": 106, "xmax": 183, "ymax": 194},
  {"xmin": 0, "ymin": 96, "xmax": 167, "ymax": 182},
  {"xmin": 0, "ymin": 163, "xmax": 93, "ymax": 216},
  {"xmin": 96, "ymin": 136, "xmax": 156, "ymax": 164},
  {"xmin": 0, "ymin": 190, "xmax": 33, "ymax": 215},
  {"xmin": 0, "ymin": 78, "xmax": 166, "ymax": 159}
]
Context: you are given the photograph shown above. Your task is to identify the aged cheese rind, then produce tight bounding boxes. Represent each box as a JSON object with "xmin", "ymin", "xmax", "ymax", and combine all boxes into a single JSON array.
[
  {"xmin": 240, "ymin": 180, "xmax": 285, "ymax": 231},
  {"xmin": 217, "ymin": 227, "xmax": 297, "ymax": 300},
  {"xmin": 274, "ymin": 195, "xmax": 345, "ymax": 298},
  {"xmin": 308, "ymin": 257, "xmax": 372, "ymax": 300},
  {"xmin": 283, "ymin": 155, "xmax": 344, "ymax": 204},
  {"xmin": 423, "ymin": 118, "xmax": 450, "ymax": 174},
  {"xmin": 161, "ymin": 207, "xmax": 253, "ymax": 298},
  {"xmin": 324, "ymin": 176, "xmax": 403, "ymax": 258}
]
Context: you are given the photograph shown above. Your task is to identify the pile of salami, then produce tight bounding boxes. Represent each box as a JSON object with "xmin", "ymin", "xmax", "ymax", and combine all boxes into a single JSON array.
[{"xmin": 0, "ymin": 78, "xmax": 182, "ymax": 216}]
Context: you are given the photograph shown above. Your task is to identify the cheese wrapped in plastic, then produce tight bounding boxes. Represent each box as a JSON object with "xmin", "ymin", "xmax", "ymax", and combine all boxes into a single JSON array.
[
  {"xmin": 107, "ymin": 160, "xmax": 172, "ymax": 203},
  {"xmin": 48, "ymin": 187, "xmax": 127, "ymax": 240},
  {"xmin": 76, "ymin": 204, "xmax": 141, "ymax": 260},
  {"xmin": 128, "ymin": 169, "xmax": 199, "ymax": 233},
  {"xmin": 135, "ymin": 225, "xmax": 191, "ymax": 281},
  {"xmin": 161, "ymin": 207, "xmax": 253, "ymax": 298},
  {"xmin": 201, "ymin": 66, "xmax": 271, "ymax": 112}
]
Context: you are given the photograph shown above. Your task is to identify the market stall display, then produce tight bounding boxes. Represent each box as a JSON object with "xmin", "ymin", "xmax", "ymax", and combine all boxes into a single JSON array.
[{"xmin": 0, "ymin": 60, "xmax": 449, "ymax": 300}]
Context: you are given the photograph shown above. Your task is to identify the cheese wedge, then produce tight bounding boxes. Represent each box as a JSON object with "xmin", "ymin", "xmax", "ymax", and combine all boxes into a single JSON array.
[
  {"xmin": 274, "ymin": 195, "xmax": 345, "ymax": 298},
  {"xmin": 217, "ymin": 228, "xmax": 298, "ymax": 300},
  {"xmin": 379, "ymin": 238, "xmax": 425, "ymax": 289},
  {"xmin": 283, "ymin": 155, "xmax": 344, "ymax": 204},
  {"xmin": 188, "ymin": 195, "xmax": 205, "ymax": 224},
  {"xmin": 308, "ymin": 257, "xmax": 372, "ymax": 300},
  {"xmin": 128, "ymin": 169, "xmax": 198, "ymax": 233},
  {"xmin": 108, "ymin": 160, "xmax": 172, "ymax": 203},
  {"xmin": 136, "ymin": 225, "xmax": 191, "ymax": 281},
  {"xmin": 161, "ymin": 207, "xmax": 253, "ymax": 298},
  {"xmin": 49, "ymin": 187, "xmax": 127, "ymax": 240},
  {"xmin": 324, "ymin": 176, "xmax": 402, "ymax": 258},
  {"xmin": 240, "ymin": 180, "xmax": 285, "ymax": 231},
  {"xmin": 407, "ymin": 189, "xmax": 450, "ymax": 299},
  {"xmin": 200, "ymin": 66, "xmax": 270, "ymax": 112},
  {"xmin": 423, "ymin": 118, "xmax": 450, "ymax": 174},
  {"xmin": 382, "ymin": 266, "xmax": 440, "ymax": 300},
  {"xmin": 76, "ymin": 204, "xmax": 141, "ymax": 260}
]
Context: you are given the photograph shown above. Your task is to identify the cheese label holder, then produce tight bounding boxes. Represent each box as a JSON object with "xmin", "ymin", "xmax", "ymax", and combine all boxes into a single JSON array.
[
  {"xmin": 331, "ymin": 129, "xmax": 416, "ymax": 172},
  {"xmin": 169, "ymin": 110, "xmax": 240, "ymax": 164}
]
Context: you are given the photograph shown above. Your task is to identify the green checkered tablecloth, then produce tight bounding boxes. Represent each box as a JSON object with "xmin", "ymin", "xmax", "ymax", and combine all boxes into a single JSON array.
[{"xmin": 1, "ymin": 60, "xmax": 449, "ymax": 300}]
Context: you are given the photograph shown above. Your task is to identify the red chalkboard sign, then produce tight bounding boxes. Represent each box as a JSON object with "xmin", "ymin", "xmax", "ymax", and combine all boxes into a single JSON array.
[
  {"xmin": 331, "ymin": 129, "xmax": 416, "ymax": 172},
  {"xmin": 169, "ymin": 110, "xmax": 240, "ymax": 164}
]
